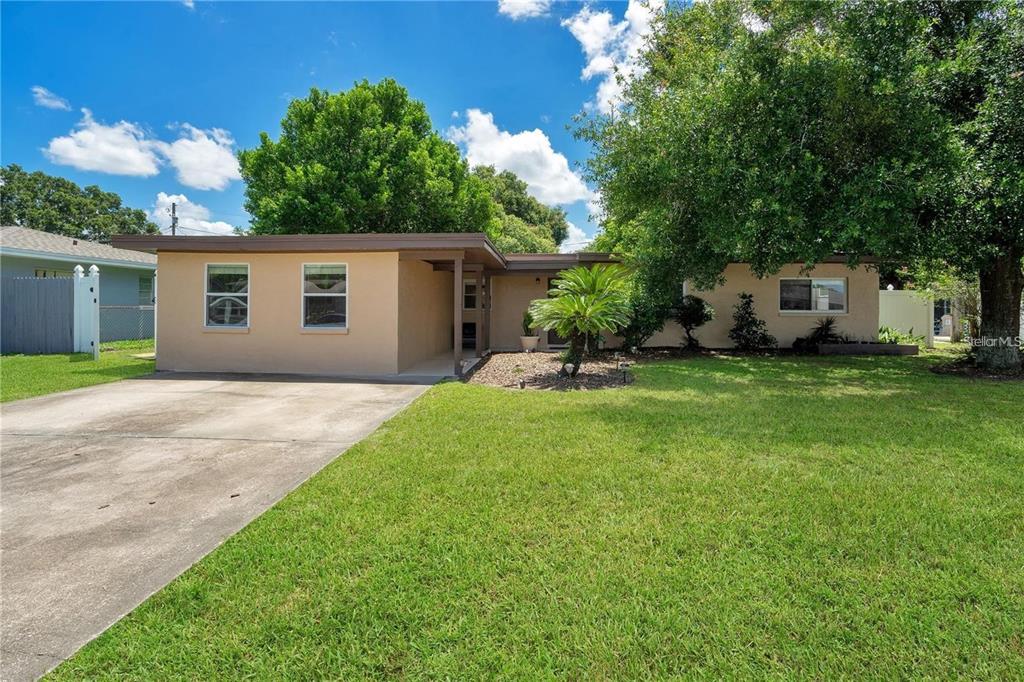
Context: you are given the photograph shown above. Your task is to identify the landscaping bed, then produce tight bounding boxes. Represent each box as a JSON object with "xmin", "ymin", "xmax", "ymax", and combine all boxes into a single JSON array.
[
  {"xmin": 818, "ymin": 342, "xmax": 919, "ymax": 356},
  {"xmin": 468, "ymin": 351, "xmax": 633, "ymax": 390}
]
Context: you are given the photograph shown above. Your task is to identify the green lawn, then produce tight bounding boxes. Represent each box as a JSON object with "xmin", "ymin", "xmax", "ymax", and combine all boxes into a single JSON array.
[
  {"xmin": 0, "ymin": 339, "xmax": 155, "ymax": 402},
  {"xmin": 51, "ymin": 350, "xmax": 1023, "ymax": 679}
]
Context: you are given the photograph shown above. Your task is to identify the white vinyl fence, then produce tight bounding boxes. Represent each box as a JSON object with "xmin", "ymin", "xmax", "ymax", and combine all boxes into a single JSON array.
[
  {"xmin": 878, "ymin": 289, "xmax": 934, "ymax": 348},
  {"xmin": 1, "ymin": 265, "xmax": 101, "ymax": 357}
]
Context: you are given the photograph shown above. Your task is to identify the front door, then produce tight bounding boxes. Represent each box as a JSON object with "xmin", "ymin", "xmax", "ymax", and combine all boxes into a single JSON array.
[{"xmin": 546, "ymin": 277, "xmax": 568, "ymax": 347}]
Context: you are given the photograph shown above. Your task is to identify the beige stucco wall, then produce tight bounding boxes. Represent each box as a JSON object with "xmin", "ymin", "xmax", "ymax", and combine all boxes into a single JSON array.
[
  {"xmin": 397, "ymin": 259, "xmax": 452, "ymax": 371},
  {"xmin": 156, "ymin": 251, "xmax": 401, "ymax": 375},
  {"xmin": 618, "ymin": 263, "xmax": 879, "ymax": 349},
  {"xmin": 488, "ymin": 274, "xmax": 551, "ymax": 351}
]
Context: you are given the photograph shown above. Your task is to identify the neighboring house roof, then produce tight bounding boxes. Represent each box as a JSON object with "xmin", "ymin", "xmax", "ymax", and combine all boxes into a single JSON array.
[
  {"xmin": 1, "ymin": 225, "xmax": 157, "ymax": 269},
  {"xmin": 111, "ymin": 232, "xmax": 618, "ymax": 273}
]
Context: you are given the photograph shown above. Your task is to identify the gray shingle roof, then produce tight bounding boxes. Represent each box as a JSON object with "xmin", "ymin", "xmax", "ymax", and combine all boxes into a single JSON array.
[{"xmin": 0, "ymin": 225, "xmax": 157, "ymax": 267}]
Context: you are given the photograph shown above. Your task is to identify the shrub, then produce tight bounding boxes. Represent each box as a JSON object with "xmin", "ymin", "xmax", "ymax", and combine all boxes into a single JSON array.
[
  {"xmin": 529, "ymin": 264, "xmax": 631, "ymax": 377},
  {"xmin": 878, "ymin": 325, "xmax": 925, "ymax": 346},
  {"xmin": 673, "ymin": 294, "xmax": 714, "ymax": 349},
  {"xmin": 794, "ymin": 317, "xmax": 849, "ymax": 353},
  {"xmin": 728, "ymin": 292, "xmax": 776, "ymax": 350},
  {"xmin": 619, "ymin": 283, "xmax": 672, "ymax": 351}
]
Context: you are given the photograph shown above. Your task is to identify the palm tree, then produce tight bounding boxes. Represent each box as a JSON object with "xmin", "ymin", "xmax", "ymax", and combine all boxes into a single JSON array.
[{"xmin": 528, "ymin": 264, "xmax": 631, "ymax": 377}]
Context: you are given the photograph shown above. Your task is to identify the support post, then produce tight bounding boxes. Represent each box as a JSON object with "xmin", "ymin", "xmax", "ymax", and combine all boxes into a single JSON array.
[
  {"xmin": 483, "ymin": 273, "xmax": 491, "ymax": 353},
  {"xmin": 453, "ymin": 256, "xmax": 463, "ymax": 375},
  {"xmin": 88, "ymin": 265, "xmax": 100, "ymax": 360},
  {"xmin": 475, "ymin": 269, "xmax": 484, "ymax": 359},
  {"xmin": 73, "ymin": 265, "xmax": 84, "ymax": 353},
  {"xmin": 153, "ymin": 269, "xmax": 158, "ymax": 358}
]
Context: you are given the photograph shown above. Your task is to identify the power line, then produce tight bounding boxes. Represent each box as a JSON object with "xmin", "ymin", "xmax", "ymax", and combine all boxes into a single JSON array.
[{"xmin": 162, "ymin": 225, "xmax": 233, "ymax": 236}]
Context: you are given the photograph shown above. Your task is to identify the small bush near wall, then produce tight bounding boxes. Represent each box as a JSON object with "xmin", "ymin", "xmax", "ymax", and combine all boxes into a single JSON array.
[
  {"xmin": 728, "ymin": 292, "xmax": 776, "ymax": 350},
  {"xmin": 674, "ymin": 295, "xmax": 715, "ymax": 349}
]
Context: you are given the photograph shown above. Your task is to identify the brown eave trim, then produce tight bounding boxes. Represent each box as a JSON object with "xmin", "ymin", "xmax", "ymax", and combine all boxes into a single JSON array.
[{"xmin": 112, "ymin": 232, "xmax": 507, "ymax": 268}]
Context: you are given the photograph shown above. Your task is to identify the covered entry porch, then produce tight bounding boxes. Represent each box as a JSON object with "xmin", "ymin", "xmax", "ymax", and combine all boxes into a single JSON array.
[{"xmin": 399, "ymin": 246, "xmax": 497, "ymax": 377}]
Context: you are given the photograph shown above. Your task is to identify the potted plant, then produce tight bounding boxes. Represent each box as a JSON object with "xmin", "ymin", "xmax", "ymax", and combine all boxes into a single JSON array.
[{"xmin": 520, "ymin": 310, "xmax": 540, "ymax": 352}]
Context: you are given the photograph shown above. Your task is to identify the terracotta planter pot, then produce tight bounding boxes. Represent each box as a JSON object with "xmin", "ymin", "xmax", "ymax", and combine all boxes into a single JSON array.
[{"xmin": 520, "ymin": 336, "xmax": 539, "ymax": 352}]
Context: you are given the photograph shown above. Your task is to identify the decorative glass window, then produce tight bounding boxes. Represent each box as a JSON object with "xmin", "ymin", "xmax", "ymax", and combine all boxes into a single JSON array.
[
  {"xmin": 303, "ymin": 264, "xmax": 347, "ymax": 328},
  {"xmin": 138, "ymin": 276, "xmax": 154, "ymax": 305},
  {"xmin": 780, "ymin": 278, "xmax": 847, "ymax": 313},
  {"xmin": 464, "ymin": 281, "xmax": 477, "ymax": 310},
  {"xmin": 205, "ymin": 264, "xmax": 249, "ymax": 327}
]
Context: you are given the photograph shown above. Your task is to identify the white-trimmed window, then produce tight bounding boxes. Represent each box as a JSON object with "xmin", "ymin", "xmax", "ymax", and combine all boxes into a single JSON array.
[
  {"xmin": 464, "ymin": 280, "xmax": 477, "ymax": 310},
  {"xmin": 302, "ymin": 263, "xmax": 347, "ymax": 328},
  {"xmin": 205, "ymin": 264, "xmax": 249, "ymax": 327},
  {"xmin": 138, "ymin": 276, "xmax": 154, "ymax": 305},
  {"xmin": 780, "ymin": 278, "xmax": 847, "ymax": 313}
]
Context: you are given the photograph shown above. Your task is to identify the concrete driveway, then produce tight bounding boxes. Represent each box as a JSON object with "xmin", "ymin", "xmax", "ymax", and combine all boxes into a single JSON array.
[{"xmin": 0, "ymin": 373, "xmax": 430, "ymax": 681}]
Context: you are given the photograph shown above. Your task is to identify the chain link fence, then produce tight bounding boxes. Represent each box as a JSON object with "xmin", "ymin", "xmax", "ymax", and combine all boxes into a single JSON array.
[{"xmin": 99, "ymin": 305, "xmax": 154, "ymax": 342}]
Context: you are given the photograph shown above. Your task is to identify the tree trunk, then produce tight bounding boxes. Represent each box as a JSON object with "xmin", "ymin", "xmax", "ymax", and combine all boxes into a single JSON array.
[
  {"xmin": 976, "ymin": 250, "xmax": 1023, "ymax": 371},
  {"xmin": 566, "ymin": 332, "xmax": 586, "ymax": 378}
]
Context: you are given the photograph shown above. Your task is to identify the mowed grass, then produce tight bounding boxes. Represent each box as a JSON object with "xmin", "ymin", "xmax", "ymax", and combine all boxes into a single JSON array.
[
  {"xmin": 52, "ymin": 350, "xmax": 1023, "ymax": 679},
  {"xmin": 1, "ymin": 339, "xmax": 154, "ymax": 402}
]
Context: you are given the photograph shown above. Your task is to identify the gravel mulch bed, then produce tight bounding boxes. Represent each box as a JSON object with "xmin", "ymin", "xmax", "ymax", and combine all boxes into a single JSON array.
[{"xmin": 467, "ymin": 352, "xmax": 633, "ymax": 390}]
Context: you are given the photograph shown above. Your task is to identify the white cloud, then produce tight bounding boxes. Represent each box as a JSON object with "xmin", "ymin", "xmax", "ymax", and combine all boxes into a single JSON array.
[
  {"xmin": 149, "ymin": 192, "xmax": 236, "ymax": 236},
  {"xmin": 559, "ymin": 221, "xmax": 592, "ymax": 253},
  {"xmin": 447, "ymin": 109, "xmax": 592, "ymax": 206},
  {"xmin": 44, "ymin": 110, "xmax": 240, "ymax": 190},
  {"xmin": 44, "ymin": 109, "xmax": 162, "ymax": 176},
  {"xmin": 31, "ymin": 86, "xmax": 70, "ymax": 111},
  {"xmin": 497, "ymin": 0, "xmax": 551, "ymax": 20},
  {"xmin": 159, "ymin": 125, "xmax": 241, "ymax": 191},
  {"xmin": 562, "ymin": 0, "xmax": 664, "ymax": 114},
  {"xmin": 451, "ymin": 110, "xmax": 460, "ymax": 119},
  {"xmin": 182, "ymin": 0, "xmax": 195, "ymax": 9}
]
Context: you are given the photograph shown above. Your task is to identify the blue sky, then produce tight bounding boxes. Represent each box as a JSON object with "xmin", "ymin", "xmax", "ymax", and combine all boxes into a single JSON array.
[{"xmin": 1, "ymin": 0, "xmax": 661, "ymax": 249}]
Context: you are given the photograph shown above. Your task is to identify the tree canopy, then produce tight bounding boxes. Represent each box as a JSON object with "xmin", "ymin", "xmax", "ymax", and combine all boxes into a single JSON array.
[
  {"xmin": 582, "ymin": 0, "xmax": 1023, "ymax": 369},
  {"xmin": 239, "ymin": 79, "xmax": 492, "ymax": 236},
  {"xmin": 472, "ymin": 166, "xmax": 569, "ymax": 253},
  {"xmin": 239, "ymin": 79, "xmax": 565, "ymax": 254},
  {"xmin": 0, "ymin": 164, "xmax": 157, "ymax": 242}
]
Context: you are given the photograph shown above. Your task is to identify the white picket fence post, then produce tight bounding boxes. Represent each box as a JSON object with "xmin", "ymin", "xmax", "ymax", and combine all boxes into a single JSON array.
[{"xmin": 73, "ymin": 264, "xmax": 100, "ymax": 359}]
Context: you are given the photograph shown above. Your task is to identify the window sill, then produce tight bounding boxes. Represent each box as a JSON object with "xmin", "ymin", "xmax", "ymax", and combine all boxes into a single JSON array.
[
  {"xmin": 778, "ymin": 311, "xmax": 849, "ymax": 316},
  {"xmin": 203, "ymin": 326, "xmax": 250, "ymax": 334},
  {"xmin": 300, "ymin": 327, "xmax": 349, "ymax": 335}
]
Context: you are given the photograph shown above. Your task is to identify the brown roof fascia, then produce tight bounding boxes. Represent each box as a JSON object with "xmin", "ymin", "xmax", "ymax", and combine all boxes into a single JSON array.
[{"xmin": 112, "ymin": 232, "xmax": 508, "ymax": 269}]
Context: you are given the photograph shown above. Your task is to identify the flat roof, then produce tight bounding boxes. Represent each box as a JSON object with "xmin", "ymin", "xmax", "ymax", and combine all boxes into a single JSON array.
[{"xmin": 111, "ymin": 233, "xmax": 618, "ymax": 273}]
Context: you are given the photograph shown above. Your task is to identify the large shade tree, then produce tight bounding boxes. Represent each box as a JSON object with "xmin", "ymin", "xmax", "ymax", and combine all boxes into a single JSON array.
[
  {"xmin": 582, "ymin": 0, "xmax": 1024, "ymax": 370},
  {"xmin": 0, "ymin": 164, "xmax": 157, "ymax": 242},
  {"xmin": 239, "ymin": 80, "xmax": 566, "ymax": 253},
  {"xmin": 239, "ymin": 79, "xmax": 493, "ymax": 236}
]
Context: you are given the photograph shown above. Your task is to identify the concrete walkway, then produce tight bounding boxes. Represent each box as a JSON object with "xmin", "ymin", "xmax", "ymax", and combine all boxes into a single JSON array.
[{"xmin": 0, "ymin": 373, "xmax": 430, "ymax": 681}]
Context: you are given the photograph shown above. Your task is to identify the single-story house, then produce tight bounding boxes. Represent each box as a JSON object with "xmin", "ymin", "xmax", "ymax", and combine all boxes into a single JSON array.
[
  {"xmin": 1, "ymin": 225, "xmax": 157, "ymax": 306},
  {"xmin": 645, "ymin": 260, "xmax": 880, "ymax": 349},
  {"xmin": 113, "ymin": 232, "xmax": 879, "ymax": 378}
]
